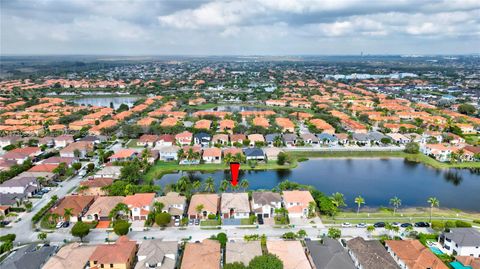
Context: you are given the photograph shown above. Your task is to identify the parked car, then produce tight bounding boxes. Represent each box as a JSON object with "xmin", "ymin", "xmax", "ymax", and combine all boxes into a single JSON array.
[
  {"xmin": 194, "ymin": 219, "xmax": 200, "ymax": 226},
  {"xmin": 356, "ymin": 223, "xmax": 367, "ymax": 228},
  {"xmin": 174, "ymin": 218, "xmax": 180, "ymax": 227},
  {"xmin": 341, "ymin": 222, "xmax": 352, "ymax": 227},
  {"xmin": 56, "ymin": 221, "xmax": 64, "ymax": 229},
  {"xmin": 257, "ymin": 215, "xmax": 264, "ymax": 225},
  {"xmin": 392, "ymin": 222, "xmax": 401, "ymax": 227},
  {"xmin": 415, "ymin": 222, "xmax": 430, "ymax": 227},
  {"xmin": 78, "ymin": 170, "xmax": 87, "ymax": 177},
  {"xmin": 373, "ymin": 222, "xmax": 385, "ymax": 228},
  {"xmin": 401, "ymin": 223, "xmax": 412, "ymax": 227},
  {"xmin": 189, "ymin": 219, "xmax": 194, "ymax": 226},
  {"xmin": 62, "ymin": 221, "xmax": 70, "ymax": 228}
]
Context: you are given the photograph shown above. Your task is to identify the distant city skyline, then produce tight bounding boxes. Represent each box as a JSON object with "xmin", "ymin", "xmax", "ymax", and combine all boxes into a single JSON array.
[{"xmin": 1, "ymin": 0, "xmax": 479, "ymax": 55}]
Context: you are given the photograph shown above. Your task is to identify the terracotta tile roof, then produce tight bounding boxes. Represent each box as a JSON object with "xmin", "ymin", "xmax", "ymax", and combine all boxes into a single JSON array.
[
  {"xmin": 28, "ymin": 163, "xmax": 58, "ymax": 173},
  {"xmin": 89, "ymin": 236, "xmax": 136, "ymax": 265},
  {"xmin": 267, "ymin": 241, "xmax": 311, "ymax": 269},
  {"xmin": 188, "ymin": 194, "xmax": 219, "ymax": 216},
  {"xmin": 109, "ymin": 149, "xmax": 137, "ymax": 159},
  {"xmin": 386, "ymin": 240, "xmax": 448, "ymax": 269},
  {"xmin": 195, "ymin": 119, "xmax": 212, "ymax": 129},
  {"xmin": 181, "ymin": 240, "xmax": 221, "ymax": 269},
  {"xmin": 203, "ymin": 147, "xmax": 222, "ymax": 157},
  {"xmin": 123, "ymin": 193, "xmax": 155, "ymax": 208},
  {"xmin": 80, "ymin": 178, "xmax": 113, "ymax": 188},
  {"xmin": 51, "ymin": 195, "xmax": 95, "ymax": 217}
]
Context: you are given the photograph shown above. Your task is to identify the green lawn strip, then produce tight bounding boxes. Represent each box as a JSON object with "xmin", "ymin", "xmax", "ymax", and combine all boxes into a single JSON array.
[
  {"xmin": 289, "ymin": 151, "xmax": 480, "ymax": 169},
  {"xmin": 200, "ymin": 220, "xmax": 221, "ymax": 226},
  {"xmin": 144, "ymin": 160, "xmax": 296, "ymax": 182},
  {"xmin": 125, "ymin": 139, "xmax": 142, "ymax": 148}
]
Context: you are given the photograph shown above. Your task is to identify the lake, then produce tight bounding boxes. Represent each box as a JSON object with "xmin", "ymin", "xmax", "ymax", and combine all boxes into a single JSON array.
[
  {"xmin": 72, "ymin": 96, "xmax": 140, "ymax": 109},
  {"xmin": 155, "ymin": 158, "xmax": 480, "ymax": 211}
]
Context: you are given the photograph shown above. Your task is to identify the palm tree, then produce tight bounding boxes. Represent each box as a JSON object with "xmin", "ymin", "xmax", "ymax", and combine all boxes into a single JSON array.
[
  {"xmin": 427, "ymin": 197, "xmax": 439, "ymax": 223},
  {"xmin": 219, "ymin": 179, "xmax": 229, "ymax": 192},
  {"xmin": 389, "ymin": 196, "xmax": 402, "ymax": 216},
  {"xmin": 239, "ymin": 179, "xmax": 249, "ymax": 192},
  {"xmin": 203, "ymin": 177, "xmax": 215, "ymax": 193},
  {"xmin": 354, "ymin": 196, "xmax": 365, "ymax": 215},
  {"xmin": 37, "ymin": 232, "xmax": 47, "ymax": 242},
  {"xmin": 330, "ymin": 192, "xmax": 347, "ymax": 208},
  {"xmin": 196, "ymin": 204, "xmax": 204, "ymax": 219},
  {"xmin": 192, "ymin": 180, "xmax": 201, "ymax": 192},
  {"xmin": 153, "ymin": 201, "xmax": 164, "ymax": 213},
  {"xmin": 385, "ymin": 222, "xmax": 393, "ymax": 239},
  {"xmin": 63, "ymin": 208, "xmax": 74, "ymax": 222},
  {"xmin": 177, "ymin": 148, "xmax": 185, "ymax": 161},
  {"xmin": 176, "ymin": 176, "xmax": 189, "ymax": 193}
]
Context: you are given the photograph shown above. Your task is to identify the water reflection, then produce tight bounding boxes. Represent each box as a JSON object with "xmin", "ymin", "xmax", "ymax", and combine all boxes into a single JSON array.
[{"xmin": 443, "ymin": 170, "xmax": 463, "ymax": 186}]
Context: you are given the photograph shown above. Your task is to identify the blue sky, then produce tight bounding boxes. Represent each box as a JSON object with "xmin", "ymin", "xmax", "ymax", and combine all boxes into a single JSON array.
[{"xmin": 1, "ymin": 0, "xmax": 479, "ymax": 55}]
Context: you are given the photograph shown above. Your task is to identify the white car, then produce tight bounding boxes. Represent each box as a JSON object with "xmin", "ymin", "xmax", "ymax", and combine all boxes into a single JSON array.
[
  {"xmin": 341, "ymin": 222, "xmax": 352, "ymax": 227},
  {"xmin": 174, "ymin": 218, "xmax": 180, "ymax": 227},
  {"xmin": 356, "ymin": 223, "xmax": 367, "ymax": 228},
  {"xmin": 56, "ymin": 221, "xmax": 64, "ymax": 229}
]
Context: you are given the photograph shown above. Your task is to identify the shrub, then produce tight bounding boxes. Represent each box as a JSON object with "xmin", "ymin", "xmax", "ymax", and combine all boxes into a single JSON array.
[
  {"xmin": 473, "ymin": 219, "xmax": 480, "ymax": 224},
  {"xmin": 417, "ymin": 233, "xmax": 437, "ymax": 246},
  {"xmin": 207, "ymin": 214, "xmax": 216, "ymax": 220},
  {"xmin": 155, "ymin": 213, "xmax": 171, "ymax": 227},
  {"xmin": 249, "ymin": 254, "xmax": 283, "ymax": 269},
  {"xmin": 0, "ymin": 234, "xmax": 16, "ymax": 242},
  {"xmin": 327, "ymin": 227, "xmax": 341, "ymax": 239},
  {"xmin": 404, "ymin": 142, "xmax": 420, "ymax": 154},
  {"xmin": 282, "ymin": 232, "xmax": 296, "ymax": 240},
  {"xmin": 445, "ymin": 220, "xmax": 456, "ymax": 229},
  {"xmin": 431, "ymin": 220, "xmax": 445, "ymax": 230},
  {"xmin": 455, "ymin": 220, "xmax": 472, "ymax": 228},
  {"xmin": 113, "ymin": 220, "xmax": 130, "ymax": 236},
  {"xmin": 71, "ymin": 221, "xmax": 90, "ymax": 242},
  {"xmin": 32, "ymin": 196, "xmax": 58, "ymax": 224}
]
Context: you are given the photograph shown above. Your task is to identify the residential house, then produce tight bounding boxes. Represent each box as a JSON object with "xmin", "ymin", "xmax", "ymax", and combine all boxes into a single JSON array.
[
  {"xmin": 84, "ymin": 196, "xmax": 124, "ymax": 222},
  {"xmin": 305, "ymin": 238, "xmax": 355, "ymax": 269},
  {"xmin": 0, "ymin": 244, "xmax": 57, "ymax": 269},
  {"xmin": 0, "ymin": 176, "xmax": 40, "ymax": 197},
  {"xmin": 230, "ymin": 134, "xmax": 247, "ymax": 145},
  {"xmin": 187, "ymin": 194, "xmax": 219, "ymax": 219},
  {"xmin": 385, "ymin": 240, "xmax": 448, "ymax": 269},
  {"xmin": 226, "ymin": 241, "xmax": 262, "ymax": 266},
  {"xmin": 155, "ymin": 192, "xmax": 186, "ymax": 218},
  {"xmin": 267, "ymin": 240, "xmax": 311, "ymax": 269},
  {"xmin": 194, "ymin": 119, "xmax": 212, "ymax": 130},
  {"xmin": 243, "ymin": 148, "xmax": 265, "ymax": 161},
  {"xmin": 421, "ymin": 144, "xmax": 460, "ymax": 162},
  {"xmin": 0, "ymin": 135, "xmax": 22, "ymax": 148},
  {"xmin": 265, "ymin": 133, "xmax": 281, "ymax": 146},
  {"xmin": 194, "ymin": 132, "xmax": 211, "ymax": 147},
  {"xmin": 202, "ymin": 147, "xmax": 222, "ymax": 164},
  {"xmin": 275, "ymin": 118, "xmax": 295, "ymax": 133},
  {"xmin": 135, "ymin": 240, "xmax": 178, "ymax": 269},
  {"xmin": 50, "ymin": 195, "xmax": 95, "ymax": 222},
  {"xmin": 388, "ymin": 133, "xmax": 411, "ymax": 144},
  {"xmin": 440, "ymin": 228, "xmax": 480, "ymax": 257},
  {"xmin": 109, "ymin": 149, "xmax": 138, "ymax": 162},
  {"xmin": 300, "ymin": 133, "xmax": 320, "ymax": 145},
  {"xmin": 263, "ymin": 147, "xmax": 282, "ymax": 161},
  {"xmin": 158, "ymin": 145, "xmax": 180, "ymax": 161},
  {"xmin": 309, "ymin": 119, "xmax": 335, "ymax": 134},
  {"xmin": 212, "ymin": 134, "xmax": 229, "ymax": 145},
  {"xmin": 282, "ymin": 190, "xmax": 315, "ymax": 218},
  {"xmin": 346, "ymin": 237, "xmax": 399, "ymax": 269},
  {"xmin": 124, "ymin": 193, "xmax": 155, "ymax": 221},
  {"xmin": 0, "ymin": 147, "xmax": 41, "ymax": 164},
  {"xmin": 317, "ymin": 133, "xmax": 338, "ymax": 145},
  {"xmin": 248, "ymin": 134, "xmax": 265, "ymax": 147},
  {"xmin": 453, "ymin": 256, "xmax": 480, "ymax": 269},
  {"xmin": 251, "ymin": 191, "xmax": 282, "ymax": 218},
  {"xmin": 220, "ymin": 192, "xmax": 251, "ymax": 219},
  {"xmin": 181, "ymin": 240, "xmax": 221, "ymax": 269},
  {"xmin": 60, "ymin": 141, "xmax": 93, "ymax": 158},
  {"xmin": 53, "ymin": 135, "xmax": 74, "ymax": 148},
  {"xmin": 175, "ymin": 131, "xmax": 193, "ymax": 146},
  {"xmin": 137, "ymin": 134, "xmax": 159, "ymax": 147},
  {"xmin": 41, "ymin": 156, "xmax": 77, "ymax": 167},
  {"xmin": 219, "ymin": 119, "xmax": 235, "ymax": 133},
  {"xmin": 282, "ymin": 133, "xmax": 298, "ymax": 146},
  {"xmin": 94, "ymin": 166, "xmax": 122, "ymax": 179},
  {"xmin": 223, "ymin": 148, "xmax": 243, "ymax": 159},
  {"xmin": 156, "ymin": 134, "xmax": 175, "ymax": 147},
  {"xmin": 88, "ymin": 236, "xmax": 137, "ymax": 269},
  {"xmin": 42, "ymin": 242, "xmax": 97, "ymax": 269},
  {"xmin": 79, "ymin": 178, "xmax": 113, "ymax": 196}
]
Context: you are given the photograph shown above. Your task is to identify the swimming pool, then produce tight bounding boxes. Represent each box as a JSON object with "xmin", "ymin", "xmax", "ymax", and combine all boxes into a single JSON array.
[
  {"xmin": 450, "ymin": 261, "xmax": 471, "ymax": 269},
  {"xmin": 429, "ymin": 247, "xmax": 444, "ymax": 255}
]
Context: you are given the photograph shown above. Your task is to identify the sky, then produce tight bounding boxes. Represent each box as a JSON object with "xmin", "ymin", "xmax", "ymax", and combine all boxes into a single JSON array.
[{"xmin": 1, "ymin": 0, "xmax": 480, "ymax": 55}]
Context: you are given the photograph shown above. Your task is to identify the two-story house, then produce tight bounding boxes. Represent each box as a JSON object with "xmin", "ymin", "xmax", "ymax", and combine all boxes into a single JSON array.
[{"xmin": 251, "ymin": 191, "xmax": 282, "ymax": 218}]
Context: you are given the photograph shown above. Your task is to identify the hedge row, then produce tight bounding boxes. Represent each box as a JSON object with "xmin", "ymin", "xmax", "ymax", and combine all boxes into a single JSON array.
[
  {"xmin": 431, "ymin": 220, "xmax": 472, "ymax": 230},
  {"xmin": 32, "ymin": 196, "xmax": 58, "ymax": 224}
]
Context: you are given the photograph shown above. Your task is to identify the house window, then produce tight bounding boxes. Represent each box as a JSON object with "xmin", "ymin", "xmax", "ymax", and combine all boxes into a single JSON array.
[{"xmin": 110, "ymin": 264, "xmax": 114, "ymax": 268}]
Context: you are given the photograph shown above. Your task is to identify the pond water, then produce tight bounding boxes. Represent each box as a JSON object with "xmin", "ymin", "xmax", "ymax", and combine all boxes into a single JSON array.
[
  {"xmin": 207, "ymin": 105, "xmax": 264, "ymax": 112},
  {"xmin": 72, "ymin": 96, "xmax": 140, "ymax": 109},
  {"xmin": 155, "ymin": 158, "xmax": 480, "ymax": 211}
]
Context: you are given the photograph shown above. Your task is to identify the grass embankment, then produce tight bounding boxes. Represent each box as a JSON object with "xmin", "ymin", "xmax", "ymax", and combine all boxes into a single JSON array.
[
  {"xmin": 321, "ymin": 207, "xmax": 480, "ymax": 225},
  {"xmin": 144, "ymin": 160, "xmax": 297, "ymax": 182},
  {"xmin": 289, "ymin": 151, "xmax": 480, "ymax": 169}
]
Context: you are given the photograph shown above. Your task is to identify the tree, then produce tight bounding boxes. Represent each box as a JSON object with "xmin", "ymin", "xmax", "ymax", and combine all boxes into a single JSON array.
[
  {"xmin": 354, "ymin": 196, "xmax": 365, "ymax": 215},
  {"xmin": 239, "ymin": 179, "xmax": 249, "ymax": 192},
  {"xmin": 153, "ymin": 201, "xmax": 164, "ymax": 213},
  {"xmin": 71, "ymin": 221, "xmax": 90, "ymax": 242},
  {"xmin": 37, "ymin": 232, "xmax": 47, "ymax": 242},
  {"xmin": 297, "ymin": 229, "xmax": 307, "ymax": 238},
  {"xmin": 389, "ymin": 196, "xmax": 402, "ymax": 216},
  {"xmin": 458, "ymin": 104, "xmax": 476, "ymax": 115},
  {"xmin": 53, "ymin": 162, "xmax": 67, "ymax": 176},
  {"xmin": 113, "ymin": 220, "xmax": 130, "ymax": 235},
  {"xmin": 367, "ymin": 225, "xmax": 375, "ymax": 237},
  {"xmin": 63, "ymin": 208, "xmax": 74, "ymax": 221},
  {"xmin": 327, "ymin": 227, "xmax": 341, "ymax": 239},
  {"xmin": 249, "ymin": 254, "xmax": 283, "ymax": 269},
  {"xmin": 427, "ymin": 197, "xmax": 440, "ymax": 223},
  {"xmin": 155, "ymin": 212, "xmax": 171, "ymax": 227},
  {"xmin": 72, "ymin": 162, "xmax": 82, "ymax": 171},
  {"xmin": 196, "ymin": 204, "xmax": 204, "ymax": 218},
  {"xmin": 86, "ymin": 163, "xmax": 95, "ymax": 173},
  {"xmin": 203, "ymin": 177, "xmax": 215, "ymax": 193},
  {"xmin": 109, "ymin": 203, "xmax": 129, "ymax": 220},
  {"xmin": 192, "ymin": 180, "xmax": 201, "ymax": 192},
  {"xmin": 120, "ymin": 161, "xmax": 142, "ymax": 184},
  {"xmin": 219, "ymin": 179, "xmax": 230, "ymax": 192},
  {"xmin": 277, "ymin": 152, "xmax": 288, "ymax": 165},
  {"xmin": 330, "ymin": 192, "xmax": 346, "ymax": 208},
  {"xmin": 404, "ymin": 142, "xmax": 420, "ymax": 154},
  {"xmin": 212, "ymin": 232, "xmax": 227, "ymax": 247}
]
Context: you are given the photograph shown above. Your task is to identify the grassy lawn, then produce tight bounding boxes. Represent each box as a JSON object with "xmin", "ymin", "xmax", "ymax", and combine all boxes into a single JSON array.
[
  {"xmin": 200, "ymin": 219, "xmax": 221, "ymax": 226},
  {"xmin": 289, "ymin": 151, "xmax": 480, "ymax": 169},
  {"xmin": 321, "ymin": 207, "xmax": 480, "ymax": 225},
  {"xmin": 144, "ymin": 160, "xmax": 296, "ymax": 182},
  {"xmin": 125, "ymin": 139, "xmax": 143, "ymax": 148}
]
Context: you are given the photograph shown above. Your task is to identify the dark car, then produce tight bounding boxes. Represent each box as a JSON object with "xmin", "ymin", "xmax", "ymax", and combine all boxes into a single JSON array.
[
  {"xmin": 373, "ymin": 222, "xmax": 385, "ymax": 228},
  {"xmin": 257, "ymin": 215, "xmax": 264, "ymax": 225},
  {"xmin": 414, "ymin": 222, "xmax": 430, "ymax": 227},
  {"xmin": 401, "ymin": 223, "xmax": 413, "ymax": 227},
  {"xmin": 62, "ymin": 221, "xmax": 70, "ymax": 228}
]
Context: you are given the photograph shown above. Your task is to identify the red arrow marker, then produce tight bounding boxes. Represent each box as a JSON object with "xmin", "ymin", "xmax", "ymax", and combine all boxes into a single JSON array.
[{"xmin": 230, "ymin": 162, "xmax": 240, "ymax": 186}]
